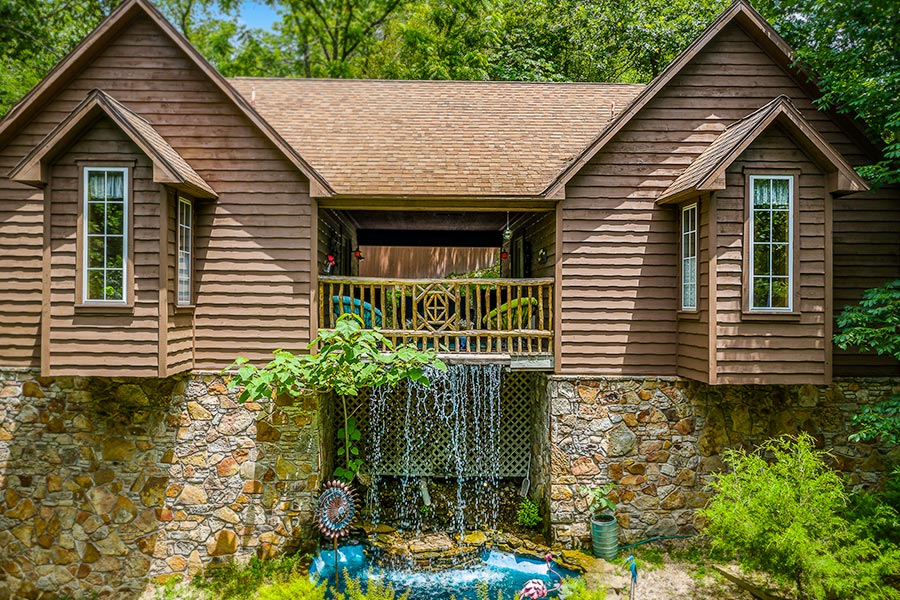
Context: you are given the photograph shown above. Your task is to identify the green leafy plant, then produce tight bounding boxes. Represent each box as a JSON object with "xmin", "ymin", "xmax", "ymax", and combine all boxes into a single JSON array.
[
  {"xmin": 229, "ymin": 313, "xmax": 446, "ymax": 483},
  {"xmin": 702, "ymin": 433, "xmax": 900, "ymax": 600},
  {"xmin": 834, "ymin": 279, "xmax": 900, "ymax": 445},
  {"xmin": 256, "ymin": 576, "xmax": 326, "ymax": 600},
  {"xmin": 335, "ymin": 572, "xmax": 410, "ymax": 600},
  {"xmin": 192, "ymin": 555, "xmax": 305, "ymax": 600},
  {"xmin": 581, "ymin": 483, "xmax": 616, "ymax": 516},
  {"xmin": 517, "ymin": 497, "xmax": 541, "ymax": 529},
  {"xmin": 559, "ymin": 577, "xmax": 607, "ymax": 600}
]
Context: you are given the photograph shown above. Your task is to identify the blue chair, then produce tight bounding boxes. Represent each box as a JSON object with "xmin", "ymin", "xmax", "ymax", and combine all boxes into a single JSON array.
[{"xmin": 331, "ymin": 295, "xmax": 383, "ymax": 328}]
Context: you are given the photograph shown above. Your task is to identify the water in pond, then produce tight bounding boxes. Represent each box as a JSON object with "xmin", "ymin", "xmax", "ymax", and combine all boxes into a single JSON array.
[{"xmin": 311, "ymin": 546, "xmax": 577, "ymax": 600}]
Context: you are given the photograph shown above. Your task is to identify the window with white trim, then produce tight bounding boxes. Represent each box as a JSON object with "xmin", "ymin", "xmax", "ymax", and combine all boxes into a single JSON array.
[
  {"xmin": 749, "ymin": 175, "xmax": 793, "ymax": 310},
  {"xmin": 681, "ymin": 203, "xmax": 698, "ymax": 311},
  {"xmin": 84, "ymin": 168, "xmax": 128, "ymax": 302},
  {"xmin": 177, "ymin": 195, "xmax": 193, "ymax": 305}
]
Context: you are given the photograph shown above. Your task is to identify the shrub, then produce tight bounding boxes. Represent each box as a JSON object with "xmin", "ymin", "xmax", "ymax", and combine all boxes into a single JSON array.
[
  {"xmin": 517, "ymin": 497, "xmax": 541, "ymax": 528},
  {"xmin": 256, "ymin": 576, "xmax": 325, "ymax": 600},
  {"xmin": 192, "ymin": 555, "xmax": 304, "ymax": 600},
  {"xmin": 334, "ymin": 573, "xmax": 410, "ymax": 600},
  {"xmin": 559, "ymin": 577, "xmax": 607, "ymax": 600},
  {"xmin": 702, "ymin": 433, "xmax": 900, "ymax": 599}
]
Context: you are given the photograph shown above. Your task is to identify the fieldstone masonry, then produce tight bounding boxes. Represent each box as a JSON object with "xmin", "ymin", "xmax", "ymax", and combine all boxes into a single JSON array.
[
  {"xmin": 543, "ymin": 376, "xmax": 900, "ymax": 549},
  {"xmin": 0, "ymin": 369, "xmax": 324, "ymax": 599}
]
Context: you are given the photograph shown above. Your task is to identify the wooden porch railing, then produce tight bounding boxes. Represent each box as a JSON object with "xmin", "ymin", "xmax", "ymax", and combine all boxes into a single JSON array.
[{"xmin": 318, "ymin": 276, "xmax": 554, "ymax": 355}]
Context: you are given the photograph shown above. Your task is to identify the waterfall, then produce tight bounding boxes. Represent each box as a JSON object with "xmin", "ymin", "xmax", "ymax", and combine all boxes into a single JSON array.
[{"xmin": 365, "ymin": 364, "xmax": 503, "ymax": 537}]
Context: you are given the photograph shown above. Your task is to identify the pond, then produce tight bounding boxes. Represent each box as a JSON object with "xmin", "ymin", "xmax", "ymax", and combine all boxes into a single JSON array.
[{"xmin": 310, "ymin": 545, "xmax": 579, "ymax": 600}]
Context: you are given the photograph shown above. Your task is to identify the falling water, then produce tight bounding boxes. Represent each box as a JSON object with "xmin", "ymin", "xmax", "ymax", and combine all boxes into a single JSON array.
[{"xmin": 365, "ymin": 364, "xmax": 503, "ymax": 538}]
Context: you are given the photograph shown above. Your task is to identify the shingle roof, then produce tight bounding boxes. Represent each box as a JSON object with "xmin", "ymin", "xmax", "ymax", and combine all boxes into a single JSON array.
[
  {"xmin": 658, "ymin": 95, "xmax": 868, "ymax": 203},
  {"xmin": 10, "ymin": 89, "xmax": 217, "ymax": 199},
  {"xmin": 228, "ymin": 78, "xmax": 645, "ymax": 197}
]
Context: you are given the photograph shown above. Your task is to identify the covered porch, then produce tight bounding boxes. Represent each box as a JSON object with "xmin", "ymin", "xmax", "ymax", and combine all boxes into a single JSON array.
[{"xmin": 315, "ymin": 207, "xmax": 556, "ymax": 366}]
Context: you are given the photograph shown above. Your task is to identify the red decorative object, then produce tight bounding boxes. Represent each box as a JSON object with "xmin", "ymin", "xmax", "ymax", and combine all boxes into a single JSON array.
[
  {"xmin": 500, "ymin": 250, "xmax": 509, "ymax": 260},
  {"xmin": 352, "ymin": 248, "xmax": 364, "ymax": 260},
  {"xmin": 323, "ymin": 252, "xmax": 336, "ymax": 274}
]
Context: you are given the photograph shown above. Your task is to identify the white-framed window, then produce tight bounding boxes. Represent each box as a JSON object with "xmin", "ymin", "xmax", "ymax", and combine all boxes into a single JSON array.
[
  {"xmin": 749, "ymin": 175, "xmax": 793, "ymax": 310},
  {"xmin": 177, "ymin": 195, "xmax": 193, "ymax": 306},
  {"xmin": 681, "ymin": 202, "xmax": 698, "ymax": 311},
  {"xmin": 84, "ymin": 167, "xmax": 128, "ymax": 302}
]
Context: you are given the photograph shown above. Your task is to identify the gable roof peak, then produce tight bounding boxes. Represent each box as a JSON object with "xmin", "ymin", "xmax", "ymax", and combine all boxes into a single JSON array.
[{"xmin": 0, "ymin": 0, "xmax": 334, "ymax": 196}]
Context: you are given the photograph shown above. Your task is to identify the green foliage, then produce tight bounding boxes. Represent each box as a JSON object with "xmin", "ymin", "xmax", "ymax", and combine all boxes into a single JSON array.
[
  {"xmin": 559, "ymin": 577, "xmax": 607, "ymax": 600},
  {"xmin": 581, "ymin": 483, "xmax": 616, "ymax": 515},
  {"xmin": 192, "ymin": 555, "xmax": 305, "ymax": 600},
  {"xmin": 516, "ymin": 496, "xmax": 541, "ymax": 528},
  {"xmin": 256, "ymin": 576, "xmax": 326, "ymax": 600},
  {"xmin": 834, "ymin": 279, "xmax": 900, "ymax": 444},
  {"xmin": 702, "ymin": 434, "xmax": 900, "ymax": 599},
  {"xmin": 335, "ymin": 573, "xmax": 411, "ymax": 600},
  {"xmin": 754, "ymin": 0, "xmax": 900, "ymax": 184},
  {"xmin": 229, "ymin": 313, "xmax": 445, "ymax": 482}
]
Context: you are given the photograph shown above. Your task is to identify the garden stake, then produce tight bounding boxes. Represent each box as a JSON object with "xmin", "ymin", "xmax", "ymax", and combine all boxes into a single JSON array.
[{"xmin": 625, "ymin": 555, "xmax": 637, "ymax": 600}]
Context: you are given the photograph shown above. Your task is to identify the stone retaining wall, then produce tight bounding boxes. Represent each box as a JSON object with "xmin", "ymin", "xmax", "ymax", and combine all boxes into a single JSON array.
[
  {"xmin": 544, "ymin": 377, "xmax": 900, "ymax": 549},
  {"xmin": 0, "ymin": 369, "xmax": 324, "ymax": 599}
]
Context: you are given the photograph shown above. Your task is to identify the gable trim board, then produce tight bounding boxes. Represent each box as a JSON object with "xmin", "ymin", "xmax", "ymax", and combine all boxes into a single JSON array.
[
  {"xmin": 9, "ymin": 89, "xmax": 217, "ymax": 199},
  {"xmin": 657, "ymin": 95, "xmax": 869, "ymax": 205},
  {"xmin": 543, "ymin": 0, "xmax": 878, "ymax": 199},
  {"xmin": 0, "ymin": 0, "xmax": 333, "ymax": 197}
]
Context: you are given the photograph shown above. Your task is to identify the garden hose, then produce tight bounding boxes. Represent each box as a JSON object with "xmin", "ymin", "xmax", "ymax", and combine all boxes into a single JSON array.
[{"xmin": 617, "ymin": 533, "xmax": 698, "ymax": 551}]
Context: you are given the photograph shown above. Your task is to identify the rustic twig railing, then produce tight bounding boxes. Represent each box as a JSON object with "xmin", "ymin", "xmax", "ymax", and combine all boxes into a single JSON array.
[{"xmin": 319, "ymin": 276, "xmax": 554, "ymax": 354}]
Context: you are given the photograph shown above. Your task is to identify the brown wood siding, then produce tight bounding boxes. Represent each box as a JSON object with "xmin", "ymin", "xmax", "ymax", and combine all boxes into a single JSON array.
[
  {"xmin": 46, "ymin": 119, "xmax": 159, "ymax": 376},
  {"xmin": 0, "ymin": 13, "xmax": 313, "ymax": 371},
  {"xmin": 676, "ymin": 198, "xmax": 709, "ymax": 382},
  {"xmin": 832, "ymin": 186, "xmax": 900, "ymax": 376},
  {"xmin": 714, "ymin": 127, "xmax": 827, "ymax": 384},
  {"xmin": 166, "ymin": 189, "xmax": 194, "ymax": 374},
  {"xmin": 561, "ymin": 20, "xmax": 900, "ymax": 378},
  {"xmin": 516, "ymin": 211, "xmax": 556, "ymax": 279},
  {"xmin": 318, "ymin": 209, "xmax": 357, "ymax": 277},
  {"xmin": 358, "ymin": 246, "xmax": 496, "ymax": 279}
]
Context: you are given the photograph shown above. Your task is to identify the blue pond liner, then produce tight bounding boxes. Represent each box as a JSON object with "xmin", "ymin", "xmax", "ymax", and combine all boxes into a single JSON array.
[{"xmin": 310, "ymin": 545, "xmax": 578, "ymax": 600}]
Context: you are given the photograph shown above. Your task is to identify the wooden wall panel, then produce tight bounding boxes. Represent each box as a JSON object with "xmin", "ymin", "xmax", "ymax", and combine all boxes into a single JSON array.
[
  {"xmin": 561, "ymin": 20, "xmax": 900, "ymax": 378},
  {"xmin": 46, "ymin": 119, "xmax": 159, "ymax": 376},
  {"xmin": 0, "ymin": 13, "xmax": 314, "ymax": 372},
  {"xmin": 676, "ymin": 198, "xmax": 709, "ymax": 382},
  {"xmin": 166, "ymin": 189, "xmax": 194, "ymax": 374},
  {"xmin": 714, "ymin": 127, "xmax": 827, "ymax": 384}
]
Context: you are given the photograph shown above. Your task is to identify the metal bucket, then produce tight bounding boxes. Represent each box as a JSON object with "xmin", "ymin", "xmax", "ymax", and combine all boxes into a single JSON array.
[{"xmin": 591, "ymin": 514, "xmax": 618, "ymax": 560}]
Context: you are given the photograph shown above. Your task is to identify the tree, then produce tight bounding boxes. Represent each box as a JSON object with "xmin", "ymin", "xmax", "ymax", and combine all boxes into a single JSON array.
[
  {"xmin": 228, "ymin": 313, "xmax": 446, "ymax": 482},
  {"xmin": 754, "ymin": 0, "xmax": 900, "ymax": 185},
  {"xmin": 834, "ymin": 279, "xmax": 900, "ymax": 445}
]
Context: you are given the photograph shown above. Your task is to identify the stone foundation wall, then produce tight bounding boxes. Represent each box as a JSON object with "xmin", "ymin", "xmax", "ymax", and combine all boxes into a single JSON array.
[
  {"xmin": 0, "ymin": 369, "xmax": 324, "ymax": 599},
  {"xmin": 545, "ymin": 376, "xmax": 900, "ymax": 549}
]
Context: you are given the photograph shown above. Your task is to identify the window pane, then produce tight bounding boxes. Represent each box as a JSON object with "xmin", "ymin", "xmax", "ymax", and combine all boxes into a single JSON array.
[
  {"xmin": 771, "ymin": 278, "xmax": 789, "ymax": 308},
  {"xmin": 87, "ymin": 203, "xmax": 104, "ymax": 234},
  {"xmin": 106, "ymin": 172, "xmax": 124, "ymax": 200},
  {"xmin": 88, "ymin": 172, "xmax": 105, "ymax": 201},
  {"xmin": 106, "ymin": 236, "xmax": 124, "ymax": 269},
  {"xmin": 753, "ymin": 244, "xmax": 770, "ymax": 276},
  {"xmin": 106, "ymin": 202, "xmax": 124, "ymax": 235},
  {"xmin": 771, "ymin": 210, "xmax": 789, "ymax": 242},
  {"xmin": 106, "ymin": 270, "xmax": 123, "ymax": 300},
  {"xmin": 87, "ymin": 236, "xmax": 105, "ymax": 268},
  {"xmin": 87, "ymin": 269, "xmax": 104, "ymax": 300},
  {"xmin": 753, "ymin": 210, "xmax": 770, "ymax": 242},
  {"xmin": 772, "ymin": 243, "xmax": 788, "ymax": 276},
  {"xmin": 753, "ymin": 179, "xmax": 770, "ymax": 208},
  {"xmin": 771, "ymin": 178, "xmax": 790, "ymax": 208},
  {"xmin": 753, "ymin": 277, "xmax": 770, "ymax": 308}
]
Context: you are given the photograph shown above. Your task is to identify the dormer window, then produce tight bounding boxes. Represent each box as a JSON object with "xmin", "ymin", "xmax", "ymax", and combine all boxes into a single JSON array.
[
  {"xmin": 749, "ymin": 175, "xmax": 793, "ymax": 311},
  {"xmin": 84, "ymin": 168, "xmax": 128, "ymax": 302}
]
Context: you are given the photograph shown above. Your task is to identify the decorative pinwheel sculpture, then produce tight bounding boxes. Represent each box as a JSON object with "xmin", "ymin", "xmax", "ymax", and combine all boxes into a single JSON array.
[{"xmin": 316, "ymin": 480, "xmax": 357, "ymax": 539}]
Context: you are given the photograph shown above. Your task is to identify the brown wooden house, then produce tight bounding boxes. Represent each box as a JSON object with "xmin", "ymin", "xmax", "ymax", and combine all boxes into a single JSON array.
[{"xmin": 1, "ymin": 0, "xmax": 898, "ymax": 386}]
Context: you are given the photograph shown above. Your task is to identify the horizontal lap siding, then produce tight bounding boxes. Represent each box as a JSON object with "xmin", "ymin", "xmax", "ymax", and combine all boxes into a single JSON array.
[
  {"xmin": 167, "ymin": 189, "xmax": 194, "ymax": 373},
  {"xmin": 48, "ymin": 120, "xmax": 159, "ymax": 375},
  {"xmin": 715, "ymin": 128, "xmax": 827, "ymax": 384},
  {"xmin": 0, "ymin": 14, "xmax": 313, "ymax": 372},
  {"xmin": 561, "ymin": 20, "xmax": 899, "ymax": 379},
  {"xmin": 832, "ymin": 186, "xmax": 900, "ymax": 376},
  {"xmin": 677, "ymin": 199, "xmax": 709, "ymax": 382}
]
